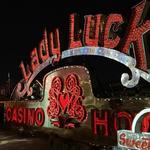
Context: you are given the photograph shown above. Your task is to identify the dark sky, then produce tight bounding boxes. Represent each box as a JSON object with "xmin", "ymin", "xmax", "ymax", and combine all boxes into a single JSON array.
[{"xmin": 0, "ymin": 0, "xmax": 146, "ymax": 84}]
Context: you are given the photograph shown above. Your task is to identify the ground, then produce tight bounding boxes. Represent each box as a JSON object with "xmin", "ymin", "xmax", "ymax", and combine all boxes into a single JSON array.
[
  {"xmin": 0, "ymin": 128, "xmax": 51, "ymax": 150},
  {"xmin": 0, "ymin": 128, "xmax": 92, "ymax": 150}
]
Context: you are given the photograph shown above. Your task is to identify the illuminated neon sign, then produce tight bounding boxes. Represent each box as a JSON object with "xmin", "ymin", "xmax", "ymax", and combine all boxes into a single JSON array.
[
  {"xmin": 6, "ymin": 106, "xmax": 45, "ymax": 127},
  {"xmin": 118, "ymin": 132, "xmax": 150, "ymax": 150},
  {"xmin": 1, "ymin": 65, "xmax": 150, "ymax": 147},
  {"xmin": 47, "ymin": 73, "xmax": 87, "ymax": 128},
  {"xmin": 14, "ymin": 0, "xmax": 150, "ymax": 99},
  {"xmin": 118, "ymin": 108, "xmax": 150, "ymax": 150},
  {"xmin": 3, "ymin": 0, "xmax": 150, "ymax": 147},
  {"xmin": 7, "ymin": 66, "xmax": 150, "ymax": 135}
]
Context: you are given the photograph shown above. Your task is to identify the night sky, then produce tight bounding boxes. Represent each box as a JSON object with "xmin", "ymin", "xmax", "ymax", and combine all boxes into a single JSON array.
[{"xmin": 0, "ymin": 0, "xmax": 147, "ymax": 85}]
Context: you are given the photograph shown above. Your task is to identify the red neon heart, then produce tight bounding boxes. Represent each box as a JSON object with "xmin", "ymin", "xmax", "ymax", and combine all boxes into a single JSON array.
[{"xmin": 59, "ymin": 93, "xmax": 70, "ymax": 112}]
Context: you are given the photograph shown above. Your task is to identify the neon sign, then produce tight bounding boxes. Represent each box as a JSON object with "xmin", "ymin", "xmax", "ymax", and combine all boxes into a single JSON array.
[
  {"xmin": 118, "ymin": 132, "xmax": 150, "ymax": 150},
  {"xmin": 118, "ymin": 108, "xmax": 150, "ymax": 150},
  {"xmin": 6, "ymin": 106, "xmax": 45, "ymax": 127},
  {"xmin": 2, "ymin": 0, "xmax": 150, "ymax": 148},
  {"xmin": 7, "ymin": 66, "xmax": 150, "ymax": 135},
  {"xmin": 1, "ymin": 65, "xmax": 150, "ymax": 147},
  {"xmin": 14, "ymin": 0, "xmax": 150, "ymax": 99},
  {"xmin": 47, "ymin": 73, "xmax": 87, "ymax": 128}
]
